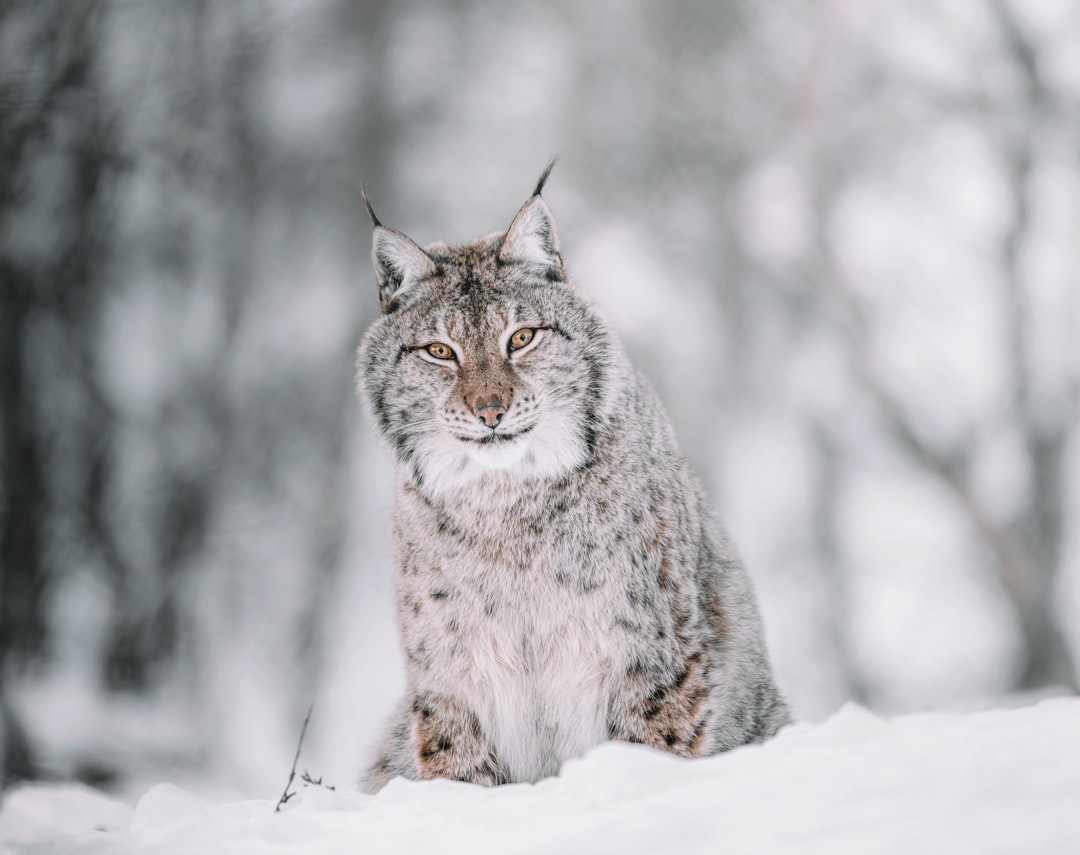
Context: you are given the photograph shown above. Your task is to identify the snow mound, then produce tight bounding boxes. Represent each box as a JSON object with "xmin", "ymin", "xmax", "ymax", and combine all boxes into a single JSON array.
[{"xmin": 2, "ymin": 699, "xmax": 1079, "ymax": 854}]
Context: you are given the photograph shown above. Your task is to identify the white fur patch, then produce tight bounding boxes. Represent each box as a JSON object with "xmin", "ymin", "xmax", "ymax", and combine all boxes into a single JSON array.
[
  {"xmin": 461, "ymin": 437, "xmax": 531, "ymax": 470},
  {"xmin": 460, "ymin": 604, "xmax": 617, "ymax": 782},
  {"xmin": 417, "ymin": 400, "xmax": 586, "ymax": 497}
]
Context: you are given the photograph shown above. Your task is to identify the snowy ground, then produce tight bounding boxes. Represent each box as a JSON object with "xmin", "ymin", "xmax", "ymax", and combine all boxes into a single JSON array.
[{"xmin": 2, "ymin": 699, "xmax": 1079, "ymax": 854}]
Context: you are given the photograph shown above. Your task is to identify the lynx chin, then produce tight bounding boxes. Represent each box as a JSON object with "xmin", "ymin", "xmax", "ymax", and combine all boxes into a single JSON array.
[{"xmin": 357, "ymin": 162, "xmax": 791, "ymax": 791}]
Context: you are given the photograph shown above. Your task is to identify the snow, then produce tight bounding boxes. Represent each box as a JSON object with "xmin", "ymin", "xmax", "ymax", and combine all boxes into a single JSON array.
[{"xmin": 3, "ymin": 699, "xmax": 1079, "ymax": 854}]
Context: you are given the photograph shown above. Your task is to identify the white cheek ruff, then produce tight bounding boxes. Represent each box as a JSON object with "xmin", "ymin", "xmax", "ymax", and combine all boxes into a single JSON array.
[
  {"xmin": 413, "ymin": 407, "xmax": 586, "ymax": 496},
  {"xmin": 462, "ymin": 436, "xmax": 531, "ymax": 469},
  {"xmin": 518, "ymin": 409, "xmax": 588, "ymax": 479}
]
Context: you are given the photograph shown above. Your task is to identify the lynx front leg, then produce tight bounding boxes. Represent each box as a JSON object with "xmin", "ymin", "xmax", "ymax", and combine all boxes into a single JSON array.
[
  {"xmin": 609, "ymin": 650, "xmax": 712, "ymax": 758},
  {"xmin": 411, "ymin": 691, "xmax": 504, "ymax": 785}
]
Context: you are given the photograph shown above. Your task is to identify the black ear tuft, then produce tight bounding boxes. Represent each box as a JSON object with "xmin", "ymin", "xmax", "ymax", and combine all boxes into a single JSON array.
[
  {"xmin": 532, "ymin": 157, "xmax": 558, "ymax": 198},
  {"xmin": 361, "ymin": 185, "xmax": 382, "ymax": 228}
]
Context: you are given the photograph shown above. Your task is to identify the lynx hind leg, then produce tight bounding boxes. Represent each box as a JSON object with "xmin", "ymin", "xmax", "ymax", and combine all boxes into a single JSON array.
[
  {"xmin": 706, "ymin": 677, "xmax": 793, "ymax": 755},
  {"xmin": 750, "ymin": 679, "xmax": 793, "ymax": 742},
  {"xmin": 361, "ymin": 699, "xmax": 417, "ymax": 794}
]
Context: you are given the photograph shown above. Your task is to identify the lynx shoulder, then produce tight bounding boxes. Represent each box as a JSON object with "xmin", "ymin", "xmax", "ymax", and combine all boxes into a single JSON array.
[{"xmin": 357, "ymin": 164, "xmax": 790, "ymax": 791}]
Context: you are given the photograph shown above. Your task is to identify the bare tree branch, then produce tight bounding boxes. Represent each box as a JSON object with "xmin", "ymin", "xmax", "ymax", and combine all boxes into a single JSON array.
[
  {"xmin": 987, "ymin": 0, "xmax": 1048, "ymax": 107},
  {"xmin": 804, "ymin": 110, "xmax": 1075, "ymax": 689},
  {"xmin": 275, "ymin": 704, "xmax": 314, "ymax": 814}
]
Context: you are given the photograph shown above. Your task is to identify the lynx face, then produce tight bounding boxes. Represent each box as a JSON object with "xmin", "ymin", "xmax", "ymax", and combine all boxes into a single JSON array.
[{"xmin": 358, "ymin": 173, "xmax": 612, "ymax": 497}]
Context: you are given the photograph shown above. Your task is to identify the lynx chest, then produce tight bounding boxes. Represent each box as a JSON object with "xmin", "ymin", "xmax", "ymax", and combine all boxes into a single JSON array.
[{"xmin": 394, "ymin": 493, "xmax": 631, "ymax": 782}]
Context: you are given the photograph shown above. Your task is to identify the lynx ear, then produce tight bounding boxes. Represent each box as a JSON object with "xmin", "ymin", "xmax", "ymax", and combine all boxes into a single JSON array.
[
  {"xmin": 498, "ymin": 196, "xmax": 562, "ymax": 270},
  {"xmin": 497, "ymin": 162, "xmax": 562, "ymax": 276},
  {"xmin": 371, "ymin": 226, "xmax": 438, "ymax": 313}
]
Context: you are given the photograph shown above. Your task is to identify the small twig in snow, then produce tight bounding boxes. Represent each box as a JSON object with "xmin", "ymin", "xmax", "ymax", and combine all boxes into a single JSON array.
[
  {"xmin": 301, "ymin": 770, "xmax": 336, "ymax": 791},
  {"xmin": 275, "ymin": 704, "xmax": 314, "ymax": 813}
]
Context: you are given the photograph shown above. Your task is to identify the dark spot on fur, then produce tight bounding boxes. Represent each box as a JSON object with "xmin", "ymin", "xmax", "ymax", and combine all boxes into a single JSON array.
[
  {"xmin": 639, "ymin": 682, "xmax": 665, "ymax": 721},
  {"xmin": 435, "ymin": 513, "xmax": 474, "ymax": 546},
  {"xmin": 578, "ymin": 575, "xmax": 601, "ymax": 594},
  {"xmin": 614, "ymin": 616, "xmax": 640, "ymax": 633},
  {"xmin": 446, "ymin": 619, "xmax": 460, "ymax": 634},
  {"xmin": 545, "ymin": 264, "xmax": 565, "ymax": 282},
  {"xmin": 437, "ymin": 735, "xmax": 453, "ymax": 752},
  {"xmin": 372, "ymin": 387, "xmax": 387, "ymax": 423},
  {"xmin": 430, "ymin": 588, "xmax": 452, "ymax": 601},
  {"xmin": 689, "ymin": 718, "xmax": 708, "ymax": 752},
  {"xmin": 574, "ymin": 354, "xmax": 604, "ymax": 466},
  {"xmin": 664, "ymin": 732, "xmax": 678, "ymax": 746},
  {"xmin": 626, "ymin": 582, "xmax": 654, "ymax": 610},
  {"xmin": 407, "ymin": 641, "xmax": 432, "ymax": 671}
]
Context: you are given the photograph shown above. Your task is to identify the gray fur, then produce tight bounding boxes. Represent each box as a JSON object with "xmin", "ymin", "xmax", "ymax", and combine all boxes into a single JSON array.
[{"xmin": 356, "ymin": 174, "xmax": 791, "ymax": 792}]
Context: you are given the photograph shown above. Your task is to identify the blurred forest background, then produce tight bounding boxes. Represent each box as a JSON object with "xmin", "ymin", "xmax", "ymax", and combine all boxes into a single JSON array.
[{"xmin": 2, "ymin": 0, "xmax": 1078, "ymax": 799}]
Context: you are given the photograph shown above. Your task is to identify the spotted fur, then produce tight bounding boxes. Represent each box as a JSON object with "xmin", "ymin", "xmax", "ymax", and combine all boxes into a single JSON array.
[{"xmin": 357, "ymin": 169, "xmax": 791, "ymax": 792}]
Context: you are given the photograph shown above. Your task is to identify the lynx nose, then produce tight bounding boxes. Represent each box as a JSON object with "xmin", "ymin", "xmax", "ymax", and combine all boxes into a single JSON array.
[{"xmin": 475, "ymin": 397, "xmax": 506, "ymax": 428}]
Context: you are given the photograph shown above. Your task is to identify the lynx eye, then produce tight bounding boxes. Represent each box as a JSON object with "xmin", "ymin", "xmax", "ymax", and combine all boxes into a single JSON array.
[
  {"xmin": 425, "ymin": 342, "xmax": 455, "ymax": 360},
  {"xmin": 508, "ymin": 327, "xmax": 535, "ymax": 353}
]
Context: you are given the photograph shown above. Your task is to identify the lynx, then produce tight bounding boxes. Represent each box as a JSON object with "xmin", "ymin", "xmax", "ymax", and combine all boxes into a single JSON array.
[{"xmin": 357, "ymin": 163, "xmax": 790, "ymax": 791}]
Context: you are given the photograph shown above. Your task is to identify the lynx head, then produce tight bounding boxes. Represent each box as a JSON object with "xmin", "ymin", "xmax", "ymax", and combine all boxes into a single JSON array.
[{"xmin": 357, "ymin": 163, "xmax": 615, "ymax": 497}]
